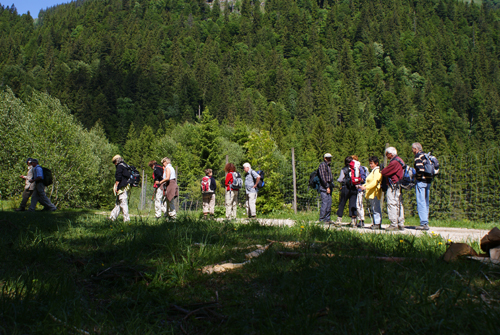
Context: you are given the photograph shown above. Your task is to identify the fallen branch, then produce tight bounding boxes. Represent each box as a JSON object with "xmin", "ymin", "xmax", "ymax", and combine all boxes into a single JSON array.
[
  {"xmin": 276, "ymin": 251, "xmax": 426, "ymax": 263},
  {"xmin": 49, "ymin": 313, "xmax": 90, "ymax": 335}
]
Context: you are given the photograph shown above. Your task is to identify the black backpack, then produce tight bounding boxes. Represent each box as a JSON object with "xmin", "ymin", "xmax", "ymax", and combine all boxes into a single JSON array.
[
  {"xmin": 42, "ymin": 167, "xmax": 53, "ymax": 186},
  {"xmin": 309, "ymin": 169, "xmax": 320, "ymax": 190},
  {"xmin": 121, "ymin": 163, "xmax": 141, "ymax": 187},
  {"xmin": 253, "ymin": 170, "xmax": 265, "ymax": 188}
]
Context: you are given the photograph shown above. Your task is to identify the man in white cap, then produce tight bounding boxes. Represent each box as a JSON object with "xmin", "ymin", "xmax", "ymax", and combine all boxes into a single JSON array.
[{"xmin": 317, "ymin": 153, "xmax": 333, "ymax": 223}]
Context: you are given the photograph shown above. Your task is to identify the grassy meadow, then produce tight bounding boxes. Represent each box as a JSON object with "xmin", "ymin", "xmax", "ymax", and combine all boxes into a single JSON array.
[{"xmin": 0, "ymin": 210, "xmax": 499, "ymax": 334}]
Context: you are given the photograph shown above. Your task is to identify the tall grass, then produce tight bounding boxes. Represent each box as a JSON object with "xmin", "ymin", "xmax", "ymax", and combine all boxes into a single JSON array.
[{"xmin": 0, "ymin": 211, "xmax": 499, "ymax": 334}]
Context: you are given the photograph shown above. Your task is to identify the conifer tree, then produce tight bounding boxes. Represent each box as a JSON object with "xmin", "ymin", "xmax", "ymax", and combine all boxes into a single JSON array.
[{"xmin": 199, "ymin": 108, "xmax": 222, "ymax": 171}]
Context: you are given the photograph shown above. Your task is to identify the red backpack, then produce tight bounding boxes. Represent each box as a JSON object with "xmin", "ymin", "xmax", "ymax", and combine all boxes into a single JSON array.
[
  {"xmin": 349, "ymin": 161, "xmax": 363, "ymax": 185},
  {"xmin": 201, "ymin": 176, "xmax": 212, "ymax": 193}
]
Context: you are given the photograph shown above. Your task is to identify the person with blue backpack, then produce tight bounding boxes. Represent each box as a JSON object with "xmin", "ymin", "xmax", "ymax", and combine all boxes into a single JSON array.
[
  {"xmin": 412, "ymin": 142, "xmax": 434, "ymax": 231},
  {"xmin": 28, "ymin": 159, "xmax": 57, "ymax": 212},
  {"xmin": 381, "ymin": 147, "xmax": 405, "ymax": 231}
]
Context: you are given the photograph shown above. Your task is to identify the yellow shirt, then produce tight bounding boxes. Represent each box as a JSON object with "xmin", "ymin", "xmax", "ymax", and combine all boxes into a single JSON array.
[{"xmin": 365, "ymin": 167, "xmax": 382, "ymax": 200}]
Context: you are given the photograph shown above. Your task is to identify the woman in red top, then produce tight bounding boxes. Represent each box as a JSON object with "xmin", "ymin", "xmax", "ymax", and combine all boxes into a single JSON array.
[{"xmin": 224, "ymin": 163, "xmax": 238, "ymax": 220}]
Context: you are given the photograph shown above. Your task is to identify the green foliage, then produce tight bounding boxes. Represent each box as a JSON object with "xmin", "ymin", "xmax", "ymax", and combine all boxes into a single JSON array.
[
  {"xmin": 199, "ymin": 108, "xmax": 222, "ymax": 171},
  {"xmin": 0, "ymin": 87, "xmax": 115, "ymax": 208}
]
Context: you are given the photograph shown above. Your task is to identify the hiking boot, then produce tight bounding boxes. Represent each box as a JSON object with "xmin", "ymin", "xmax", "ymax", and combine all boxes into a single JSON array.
[
  {"xmin": 356, "ymin": 220, "xmax": 365, "ymax": 228},
  {"xmin": 385, "ymin": 225, "xmax": 399, "ymax": 231},
  {"xmin": 370, "ymin": 224, "xmax": 381, "ymax": 230},
  {"xmin": 398, "ymin": 225, "xmax": 405, "ymax": 231},
  {"xmin": 334, "ymin": 217, "xmax": 342, "ymax": 226},
  {"xmin": 415, "ymin": 224, "xmax": 430, "ymax": 231}
]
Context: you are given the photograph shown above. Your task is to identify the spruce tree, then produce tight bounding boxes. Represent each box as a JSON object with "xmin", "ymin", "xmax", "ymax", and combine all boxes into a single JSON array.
[{"xmin": 199, "ymin": 108, "xmax": 222, "ymax": 171}]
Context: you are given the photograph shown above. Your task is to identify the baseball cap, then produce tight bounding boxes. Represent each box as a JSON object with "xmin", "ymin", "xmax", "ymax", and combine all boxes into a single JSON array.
[{"xmin": 324, "ymin": 153, "xmax": 332, "ymax": 158}]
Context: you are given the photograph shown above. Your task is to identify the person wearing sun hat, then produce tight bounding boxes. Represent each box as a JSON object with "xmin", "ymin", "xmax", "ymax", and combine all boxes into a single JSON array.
[
  {"xmin": 318, "ymin": 153, "xmax": 333, "ymax": 223},
  {"xmin": 109, "ymin": 154, "xmax": 130, "ymax": 222}
]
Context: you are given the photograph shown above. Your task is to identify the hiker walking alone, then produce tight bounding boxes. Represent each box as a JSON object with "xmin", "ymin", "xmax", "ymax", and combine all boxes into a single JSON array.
[
  {"xmin": 149, "ymin": 160, "xmax": 166, "ymax": 219},
  {"xmin": 243, "ymin": 163, "xmax": 260, "ymax": 219},
  {"xmin": 201, "ymin": 169, "xmax": 217, "ymax": 220},
  {"xmin": 412, "ymin": 143, "xmax": 432, "ymax": 231},
  {"xmin": 16, "ymin": 158, "xmax": 35, "ymax": 211},
  {"xmin": 318, "ymin": 153, "xmax": 334, "ymax": 223},
  {"xmin": 334, "ymin": 156, "xmax": 358, "ymax": 227},
  {"xmin": 359, "ymin": 156, "xmax": 383, "ymax": 230},
  {"xmin": 110, "ymin": 155, "xmax": 130, "ymax": 222},
  {"xmin": 381, "ymin": 147, "xmax": 405, "ymax": 231},
  {"xmin": 159, "ymin": 157, "xmax": 178, "ymax": 220},
  {"xmin": 224, "ymin": 163, "xmax": 240, "ymax": 220},
  {"xmin": 27, "ymin": 159, "xmax": 57, "ymax": 212}
]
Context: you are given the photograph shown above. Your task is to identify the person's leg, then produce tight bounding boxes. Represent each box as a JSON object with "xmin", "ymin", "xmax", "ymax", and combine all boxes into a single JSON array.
[
  {"xmin": 110, "ymin": 195, "xmax": 121, "ymax": 220},
  {"xmin": 336, "ymin": 188, "xmax": 348, "ymax": 219},
  {"xmin": 348, "ymin": 191, "xmax": 358, "ymax": 226},
  {"xmin": 120, "ymin": 191, "xmax": 130, "ymax": 222},
  {"xmin": 209, "ymin": 194, "xmax": 215, "ymax": 215},
  {"xmin": 425, "ymin": 182, "xmax": 430, "ymax": 225},
  {"xmin": 225, "ymin": 191, "xmax": 232, "ymax": 219},
  {"xmin": 386, "ymin": 187, "xmax": 398, "ymax": 227},
  {"xmin": 415, "ymin": 181, "xmax": 428, "ymax": 226},
  {"xmin": 167, "ymin": 197, "xmax": 176, "ymax": 219},
  {"xmin": 155, "ymin": 187, "xmax": 163, "ymax": 218},
  {"xmin": 319, "ymin": 191, "xmax": 329, "ymax": 222},
  {"xmin": 231, "ymin": 190, "xmax": 238, "ymax": 219},
  {"xmin": 356, "ymin": 191, "xmax": 365, "ymax": 222},
  {"xmin": 28, "ymin": 188, "xmax": 40, "ymax": 211},
  {"xmin": 18, "ymin": 189, "xmax": 32, "ymax": 210},
  {"xmin": 249, "ymin": 193, "xmax": 257, "ymax": 217},
  {"xmin": 202, "ymin": 194, "xmax": 210, "ymax": 218},
  {"xmin": 396, "ymin": 187, "xmax": 404, "ymax": 228},
  {"xmin": 34, "ymin": 183, "xmax": 56, "ymax": 211}
]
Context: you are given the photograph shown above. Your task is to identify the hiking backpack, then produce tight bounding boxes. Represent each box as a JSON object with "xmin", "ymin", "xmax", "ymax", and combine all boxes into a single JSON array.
[
  {"xmin": 201, "ymin": 176, "xmax": 212, "ymax": 193},
  {"xmin": 359, "ymin": 166, "xmax": 369, "ymax": 184},
  {"xmin": 121, "ymin": 163, "xmax": 141, "ymax": 187},
  {"xmin": 341, "ymin": 167, "xmax": 356, "ymax": 189},
  {"xmin": 349, "ymin": 161, "xmax": 363, "ymax": 186},
  {"xmin": 308, "ymin": 169, "xmax": 320, "ymax": 191},
  {"xmin": 42, "ymin": 167, "xmax": 53, "ymax": 186},
  {"xmin": 424, "ymin": 152, "xmax": 440, "ymax": 176},
  {"xmin": 254, "ymin": 170, "xmax": 265, "ymax": 189},
  {"xmin": 393, "ymin": 157, "xmax": 416, "ymax": 190},
  {"xmin": 230, "ymin": 172, "xmax": 243, "ymax": 190}
]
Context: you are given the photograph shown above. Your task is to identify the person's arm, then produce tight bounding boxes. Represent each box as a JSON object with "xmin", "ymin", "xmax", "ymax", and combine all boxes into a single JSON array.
[
  {"xmin": 160, "ymin": 168, "xmax": 171, "ymax": 184},
  {"xmin": 211, "ymin": 177, "xmax": 217, "ymax": 191},
  {"xmin": 30, "ymin": 167, "xmax": 43, "ymax": 182},
  {"xmin": 252, "ymin": 171, "xmax": 260, "ymax": 189},
  {"xmin": 225, "ymin": 173, "xmax": 233, "ymax": 188}
]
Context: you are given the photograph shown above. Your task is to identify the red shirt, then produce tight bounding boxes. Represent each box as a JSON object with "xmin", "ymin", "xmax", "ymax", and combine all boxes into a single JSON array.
[
  {"xmin": 225, "ymin": 172, "xmax": 234, "ymax": 191},
  {"xmin": 381, "ymin": 157, "xmax": 404, "ymax": 184}
]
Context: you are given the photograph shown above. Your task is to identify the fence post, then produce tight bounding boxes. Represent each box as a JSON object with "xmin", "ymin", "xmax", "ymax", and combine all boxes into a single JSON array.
[
  {"xmin": 381, "ymin": 143, "xmax": 389, "ymax": 217},
  {"xmin": 292, "ymin": 147, "xmax": 297, "ymax": 214},
  {"xmin": 141, "ymin": 169, "xmax": 145, "ymax": 211}
]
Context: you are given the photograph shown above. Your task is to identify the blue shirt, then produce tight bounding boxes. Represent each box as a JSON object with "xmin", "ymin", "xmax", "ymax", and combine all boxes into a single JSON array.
[
  {"xmin": 33, "ymin": 165, "xmax": 44, "ymax": 180},
  {"xmin": 245, "ymin": 169, "xmax": 260, "ymax": 194}
]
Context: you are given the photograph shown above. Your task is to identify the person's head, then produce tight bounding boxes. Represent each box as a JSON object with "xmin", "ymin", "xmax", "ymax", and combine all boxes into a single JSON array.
[
  {"xmin": 148, "ymin": 160, "xmax": 157, "ymax": 169},
  {"xmin": 31, "ymin": 158, "xmax": 39, "ymax": 167},
  {"xmin": 368, "ymin": 156, "xmax": 379, "ymax": 170},
  {"xmin": 225, "ymin": 163, "xmax": 236, "ymax": 173},
  {"xmin": 112, "ymin": 155, "xmax": 123, "ymax": 165},
  {"xmin": 385, "ymin": 147, "xmax": 397, "ymax": 160},
  {"xmin": 161, "ymin": 157, "xmax": 171, "ymax": 167},
  {"xmin": 26, "ymin": 158, "xmax": 33, "ymax": 166},
  {"xmin": 344, "ymin": 156, "xmax": 353, "ymax": 167},
  {"xmin": 243, "ymin": 162, "xmax": 251, "ymax": 173},
  {"xmin": 411, "ymin": 142, "xmax": 423, "ymax": 154},
  {"xmin": 351, "ymin": 155, "xmax": 359, "ymax": 161},
  {"xmin": 205, "ymin": 168, "xmax": 212, "ymax": 176},
  {"xmin": 324, "ymin": 153, "xmax": 332, "ymax": 164}
]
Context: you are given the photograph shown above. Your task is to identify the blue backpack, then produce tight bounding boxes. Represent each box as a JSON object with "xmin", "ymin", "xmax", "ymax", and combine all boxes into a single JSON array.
[{"xmin": 393, "ymin": 157, "xmax": 416, "ymax": 190}]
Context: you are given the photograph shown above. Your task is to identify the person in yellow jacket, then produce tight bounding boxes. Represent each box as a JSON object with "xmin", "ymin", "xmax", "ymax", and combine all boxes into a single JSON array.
[{"xmin": 359, "ymin": 156, "xmax": 383, "ymax": 230}]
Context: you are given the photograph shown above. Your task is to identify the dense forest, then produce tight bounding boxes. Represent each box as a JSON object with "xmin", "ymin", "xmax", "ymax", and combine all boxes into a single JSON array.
[{"xmin": 2, "ymin": 0, "xmax": 500, "ymax": 211}]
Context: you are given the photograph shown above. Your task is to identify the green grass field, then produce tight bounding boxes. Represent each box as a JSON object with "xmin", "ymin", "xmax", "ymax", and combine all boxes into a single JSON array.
[{"xmin": 1, "ymin": 211, "xmax": 499, "ymax": 334}]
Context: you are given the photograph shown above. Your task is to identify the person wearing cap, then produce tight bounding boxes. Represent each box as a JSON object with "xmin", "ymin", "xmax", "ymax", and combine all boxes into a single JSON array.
[
  {"xmin": 318, "ymin": 153, "xmax": 334, "ymax": 223},
  {"xmin": 109, "ymin": 155, "xmax": 130, "ymax": 222},
  {"xmin": 16, "ymin": 158, "xmax": 35, "ymax": 211},
  {"xmin": 28, "ymin": 159, "xmax": 57, "ymax": 212}
]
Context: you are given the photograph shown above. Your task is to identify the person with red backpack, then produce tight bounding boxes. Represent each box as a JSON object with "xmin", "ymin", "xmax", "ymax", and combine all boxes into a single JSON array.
[
  {"xmin": 201, "ymin": 168, "xmax": 217, "ymax": 220},
  {"xmin": 381, "ymin": 147, "xmax": 405, "ymax": 231},
  {"xmin": 334, "ymin": 156, "xmax": 358, "ymax": 227},
  {"xmin": 352, "ymin": 155, "xmax": 369, "ymax": 227},
  {"xmin": 149, "ymin": 160, "xmax": 166, "ymax": 219}
]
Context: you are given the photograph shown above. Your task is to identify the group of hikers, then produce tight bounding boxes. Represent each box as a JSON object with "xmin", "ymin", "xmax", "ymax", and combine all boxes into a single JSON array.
[
  {"xmin": 17, "ymin": 143, "xmax": 436, "ymax": 231},
  {"xmin": 317, "ymin": 142, "xmax": 435, "ymax": 231}
]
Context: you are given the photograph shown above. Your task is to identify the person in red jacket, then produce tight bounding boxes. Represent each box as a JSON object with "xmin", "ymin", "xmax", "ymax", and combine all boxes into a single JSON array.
[
  {"xmin": 224, "ymin": 163, "xmax": 239, "ymax": 220},
  {"xmin": 381, "ymin": 147, "xmax": 405, "ymax": 231}
]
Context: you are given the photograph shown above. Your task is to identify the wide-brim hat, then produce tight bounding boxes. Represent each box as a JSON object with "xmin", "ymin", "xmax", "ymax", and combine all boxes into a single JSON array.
[{"xmin": 324, "ymin": 153, "xmax": 333, "ymax": 158}]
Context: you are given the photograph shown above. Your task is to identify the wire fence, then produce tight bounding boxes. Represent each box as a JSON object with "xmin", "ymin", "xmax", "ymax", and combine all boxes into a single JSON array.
[{"xmin": 130, "ymin": 148, "xmax": 500, "ymax": 222}]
